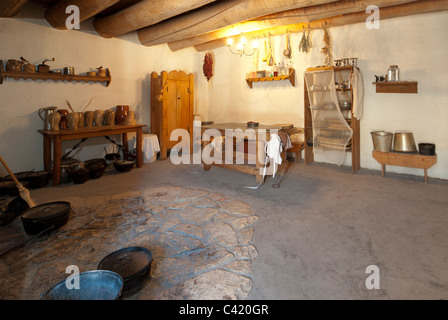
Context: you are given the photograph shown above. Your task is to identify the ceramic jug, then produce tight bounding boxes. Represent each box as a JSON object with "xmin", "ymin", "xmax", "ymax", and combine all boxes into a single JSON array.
[
  {"xmin": 67, "ymin": 113, "xmax": 80, "ymax": 130},
  {"xmin": 38, "ymin": 106, "xmax": 57, "ymax": 130},
  {"xmin": 125, "ymin": 111, "xmax": 136, "ymax": 125},
  {"xmin": 48, "ymin": 112, "xmax": 61, "ymax": 131},
  {"xmin": 84, "ymin": 111, "xmax": 94, "ymax": 127},
  {"xmin": 94, "ymin": 110, "xmax": 104, "ymax": 127},
  {"xmin": 115, "ymin": 105, "xmax": 129, "ymax": 125},
  {"xmin": 57, "ymin": 109, "xmax": 69, "ymax": 129}
]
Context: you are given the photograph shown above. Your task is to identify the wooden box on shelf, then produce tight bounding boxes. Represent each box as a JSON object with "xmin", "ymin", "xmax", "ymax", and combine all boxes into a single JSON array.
[{"xmin": 373, "ymin": 81, "xmax": 418, "ymax": 94}]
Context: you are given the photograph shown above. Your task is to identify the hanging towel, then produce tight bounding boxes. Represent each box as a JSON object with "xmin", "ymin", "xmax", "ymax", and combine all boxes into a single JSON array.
[
  {"xmin": 266, "ymin": 133, "xmax": 283, "ymax": 178},
  {"xmin": 350, "ymin": 68, "xmax": 364, "ymax": 120}
]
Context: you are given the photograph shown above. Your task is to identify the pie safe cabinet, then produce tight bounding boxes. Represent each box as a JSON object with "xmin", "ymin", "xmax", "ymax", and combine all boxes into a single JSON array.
[{"xmin": 151, "ymin": 70, "xmax": 194, "ymax": 160}]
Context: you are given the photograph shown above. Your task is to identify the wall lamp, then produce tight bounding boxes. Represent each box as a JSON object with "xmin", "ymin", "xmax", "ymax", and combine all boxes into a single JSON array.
[{"xmin": 227, "ymin": 34, "xmax": 258, "ymax": 57}]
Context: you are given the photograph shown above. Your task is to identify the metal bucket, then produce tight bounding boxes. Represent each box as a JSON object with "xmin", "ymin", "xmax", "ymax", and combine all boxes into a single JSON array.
[
  {"xmin": 393, "ymin": 131, "xmax": 417, "ymax": 153},
  {"xmin": 371, "ymin": 131, "xmax": 393, "ymax": 152}
]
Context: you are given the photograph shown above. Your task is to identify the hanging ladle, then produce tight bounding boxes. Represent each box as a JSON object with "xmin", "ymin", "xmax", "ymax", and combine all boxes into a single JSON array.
[{"xmin": 283, "ymin": 30, "xmax": 291, "ymax": 58}]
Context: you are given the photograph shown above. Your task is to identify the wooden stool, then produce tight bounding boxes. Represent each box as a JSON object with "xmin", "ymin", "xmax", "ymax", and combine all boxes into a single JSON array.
[{"xmin": 287, "ymin": 141, "xmax": 304, "ymax": 163}]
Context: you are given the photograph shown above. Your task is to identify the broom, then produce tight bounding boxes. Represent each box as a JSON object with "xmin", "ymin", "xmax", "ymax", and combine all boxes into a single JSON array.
[{"xmin": 0, "ymin": 155, "xmax": 36, "ymax": 208}]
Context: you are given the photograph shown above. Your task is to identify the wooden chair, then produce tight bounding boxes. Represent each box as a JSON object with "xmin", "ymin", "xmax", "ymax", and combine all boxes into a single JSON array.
[{"xmin": 287, "ymin": 141, "xmax": 304, "ymax": 163}]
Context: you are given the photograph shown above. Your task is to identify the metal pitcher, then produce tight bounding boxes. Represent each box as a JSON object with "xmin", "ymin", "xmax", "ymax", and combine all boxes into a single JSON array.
[{"xmin": 38, "ymin": 106, "xmax": 58, "ymax": 130}]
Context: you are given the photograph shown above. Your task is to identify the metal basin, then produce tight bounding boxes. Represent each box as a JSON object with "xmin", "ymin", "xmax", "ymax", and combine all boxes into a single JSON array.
[
  {"xmin": 41, "ymin": 270, "xmax": 123, "ymax": 300},
  {"xmin": 393, "ymin": 132, "xmax": 417, "ymax": 153}
]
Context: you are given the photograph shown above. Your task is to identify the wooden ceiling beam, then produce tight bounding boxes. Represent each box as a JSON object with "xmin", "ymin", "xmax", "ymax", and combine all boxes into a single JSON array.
[
  {"xmin": 168, "ymin": 0, "xmax": 418, "ymax": 52},
  {"xmin": 0, "ymin": 0, "xmax": 28, "ymax": 17},
  {"xmin": 194, "ymin": 0, "xmax": 448, "ymax": 52},
  {"xmin": 137, "ymin": 0, "xmax": 338, "ymax": 47},
  {"xmin": 93, "ymin": 0, "xmax": 217, "ymax": 39},
  {"xmin": 45, "ymin": 0, "xmax": 121, "ymax": 30}
]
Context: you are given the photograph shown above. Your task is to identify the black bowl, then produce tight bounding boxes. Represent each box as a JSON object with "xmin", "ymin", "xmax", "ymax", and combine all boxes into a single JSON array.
[
  {"xmin": 113, "ymin": 161, "xmax": 135, "ymax": 172},
  {"xmin": 71, "ymin": 168, "xmax": 90, "ymax": 184},
  {"xmin": 84, "ymin": 158, "xmax": 107, "ymax": 168},
  {"xmin": 418, "ymin": 143, "xmax": 436, "ymax": 156},
  {"xmin": 88, "ymin": 164, "xmax": 106, "ymax": 179}
]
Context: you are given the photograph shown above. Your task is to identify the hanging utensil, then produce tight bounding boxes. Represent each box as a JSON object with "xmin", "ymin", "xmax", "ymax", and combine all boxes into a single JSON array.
[
  {"xmin": 262, "ymin": 38, "xmax": 268, "ymax": 62},
  {"xmin": 267, "ymin": 33, "xmax": 274, "ymax": 66},
  {"xmin": 283, "ymin": 30, "xmax": 291, "ymax": 58}
]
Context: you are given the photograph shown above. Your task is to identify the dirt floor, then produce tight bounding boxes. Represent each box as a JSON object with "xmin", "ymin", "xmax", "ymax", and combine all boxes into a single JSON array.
[{"xmin": 1, "ymin": 158, "xmax": 448, "ymax": 300}]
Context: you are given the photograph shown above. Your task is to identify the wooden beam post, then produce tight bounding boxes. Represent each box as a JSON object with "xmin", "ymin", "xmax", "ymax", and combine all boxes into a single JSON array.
[
  {"xmin": 194, "ymin": 0, "xmax": 448, "ymax": 52},
  {"xmin": 45, "ymin": 0, "xmax": 121, "ymax": 30},
  {"xmin": 0, "ymin": 0, "xmax": 28, "ymax": 17},
  {"xmin": 137, "ymin": 0, "xmax": 336, "ymax": 47},
  {"xmin": 94, "ymin": 0, "xmax": 217, "ymax": 39},
  {"xmin": 168, "ymin": 0, "xmax": 417, "ymax": 52}
]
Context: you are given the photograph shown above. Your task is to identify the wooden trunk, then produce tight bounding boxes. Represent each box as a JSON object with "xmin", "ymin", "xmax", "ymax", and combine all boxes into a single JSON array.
[{"xmin": 151, "ymin": 70, "xmax": 194, "ymax": 160}]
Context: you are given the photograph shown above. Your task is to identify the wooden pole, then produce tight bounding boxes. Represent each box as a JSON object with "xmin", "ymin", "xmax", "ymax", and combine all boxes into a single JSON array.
[
  {"xmin": 137, "ymin": 0, "xmax": 336, "ymax": 46},
  {"xmin": 0, "ymin": 155, "xmax": 36, "ymax": 208},
  {"xmin": 168, "ymin": 0, "xmax": 417, "ymax": 52},
  {"xmin": 0, "ymin": 0, "xmax": 28, "ymax": 17},
  {"xmin": 194, "ymin": 0, "xmax": 448, "ymax": 52},
  {"xmin": 45, "ymin": 0, "xmax": 121, "ymax": 30},
  {"xmin": 94, "ymin": 0, "xmax": 217, "ymax": 39}
]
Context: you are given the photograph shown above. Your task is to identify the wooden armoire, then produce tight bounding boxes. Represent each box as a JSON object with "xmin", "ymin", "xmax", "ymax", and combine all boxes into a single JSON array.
[{"xmin": 150, "ymin": 70, "xmax": 194, "ymax": 160}]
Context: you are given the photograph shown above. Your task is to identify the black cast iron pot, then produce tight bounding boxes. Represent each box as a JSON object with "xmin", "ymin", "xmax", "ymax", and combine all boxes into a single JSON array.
[
  {"xmin": 97, "ymin": 247, "xmax": 152, "ymax": 297},
  {"xmin": 418, "ymin": 143, "xmax": 436, "ymax": 156},
  {"xmin": 21, "ymin": 201, "xmax": 71, "ymax": 235}
]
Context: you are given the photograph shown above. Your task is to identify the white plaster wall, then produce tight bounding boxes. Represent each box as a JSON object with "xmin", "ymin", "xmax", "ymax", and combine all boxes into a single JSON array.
[
  {"xmin": 203, "ymin": 11, "xmax": 448, "ymax": 180},
  {"xmin": 0, "ymin": 6, "xmax": 206, "ymax": 175}
]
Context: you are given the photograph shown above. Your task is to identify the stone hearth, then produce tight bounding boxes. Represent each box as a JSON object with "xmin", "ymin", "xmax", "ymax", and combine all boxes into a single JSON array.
[{"xmin": 0, "ymin": 186, "xmax": 258, "ymax": 300}]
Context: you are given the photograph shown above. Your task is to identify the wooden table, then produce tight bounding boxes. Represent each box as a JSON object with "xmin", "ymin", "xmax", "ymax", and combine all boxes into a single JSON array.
[
  {"xmin": 38, "ymin": 124, "xmax": 146, "ymax": 186},
  {"xmin": 201, "ymin": 123, "xmax": 290, "ymax": 184},
  {"xmin": 372, "ymin": 150, "xmax": 437, "ymax": 184}
]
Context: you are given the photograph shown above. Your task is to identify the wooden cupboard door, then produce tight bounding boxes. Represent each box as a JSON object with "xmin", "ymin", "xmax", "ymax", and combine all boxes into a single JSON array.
[
  {"xmin": 177, "ymin": 81, "xmax": 191, "ymax": 133},
  {"xmin": 166, "ymin": 80, "xmax": 179, "ymax": 149},
  {"xmin": 166, "ymin": 80, "xmax": 191, "ymax": 150}
]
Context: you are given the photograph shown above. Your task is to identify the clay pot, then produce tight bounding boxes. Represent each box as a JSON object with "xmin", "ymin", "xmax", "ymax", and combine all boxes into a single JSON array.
[
  {"xmin": 84, "ymin": 111, "xmax": 94, "ymax": 127},
  {"xmin": 67, "ymin": 113, "xmax": 80, "ymax": 130},
  {"xmin": 115, "ymin": 105, "xmax": 129, "ymax": 125},
  {"xmin": 6, "ymin": 59, "xmax": 24, "ymax": 72},
  {"xmin": 125, "ymin": 111, "xmax": 136, "ymax": 125},
  {"xmin": 104, "ymin": 110, "xmax": 115, "ymax": 126},
  {"xmin": 48, "ymin": 112, "xmax": 61, "ymax": 131},
  {"xmin": 78, "ymin": 112, "xmax": 85, "ymax": 129},
  {"xmin": 57, "ymin": 109, "xmax": 69, "ymax": 129},
  {"xmin": 94, "ymin": 110, "xmax": 104, "ymax": 127}
]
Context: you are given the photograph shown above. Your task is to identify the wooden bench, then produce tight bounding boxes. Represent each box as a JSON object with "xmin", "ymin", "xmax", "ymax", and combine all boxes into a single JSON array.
[{"xmin": 372, "ymin": 150, "xmax": 437, "ymax": 184}]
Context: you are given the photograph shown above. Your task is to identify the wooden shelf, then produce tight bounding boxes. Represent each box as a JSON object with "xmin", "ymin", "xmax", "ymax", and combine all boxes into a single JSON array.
[
  {"xmin": 246, "ymin": 69, "xmax": 295, "ymax": 88},
  {"xmin": 373, "ymin": 81, "xmax": 418, "ymax": 94},
  {"xmin": 372, "ymin": 150, "xmax": 437, "ymax": 184},
  {"xmin": 304, "ymin": 66, "xmax": 361, "ymax": 173},
  {"xmin": 0, "ymin": 60, "xmax": 111, "ymax": 87}
]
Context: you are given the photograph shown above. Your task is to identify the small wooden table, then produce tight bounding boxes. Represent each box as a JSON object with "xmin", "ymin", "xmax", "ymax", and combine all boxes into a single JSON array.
[
  {"xmin": 372, "ymin": 150, "xmax": 437, "ymax": 184},
  {"xmin": 201, "ymin": 123, "xmax": 291, "ymax": 184},
  {"xmin": 39, "ymin": 124, "xmax": 146, "ymax": 186}
]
